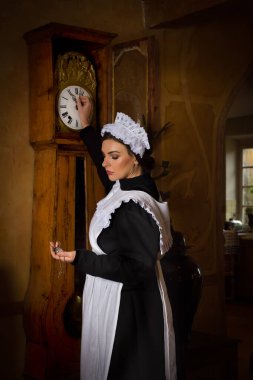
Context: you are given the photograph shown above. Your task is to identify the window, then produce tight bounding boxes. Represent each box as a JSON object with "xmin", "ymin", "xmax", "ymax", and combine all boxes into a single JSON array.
[{"xmin": 241, "ymin": 147, "xmax": 253, "ymax": 223}]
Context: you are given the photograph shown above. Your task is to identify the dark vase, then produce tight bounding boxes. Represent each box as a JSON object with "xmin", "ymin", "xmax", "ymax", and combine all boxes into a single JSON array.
[{"xmin": 161, "ymin": 229, "xmax": 203, "ymax": 380}]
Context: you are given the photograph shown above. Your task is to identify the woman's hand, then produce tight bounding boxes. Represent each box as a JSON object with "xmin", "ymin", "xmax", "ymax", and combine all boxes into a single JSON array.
[
  {"xmin": 49, "ymin": 241, "xmax": 76, "ymax": 263},
  {"xmin": 76, "ymin": 95, "xmax": 93, "ymax": 129}
]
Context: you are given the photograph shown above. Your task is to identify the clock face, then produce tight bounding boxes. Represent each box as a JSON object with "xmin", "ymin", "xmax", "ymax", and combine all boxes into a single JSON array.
[{"xmin": 57, "ymin": 85, "xmax": 90, "ymax": 130}]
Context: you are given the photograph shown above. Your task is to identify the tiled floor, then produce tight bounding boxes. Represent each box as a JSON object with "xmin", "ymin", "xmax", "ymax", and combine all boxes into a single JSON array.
[{"xmin": 225, "ymin": 302, "xmax": 253, "ymax": 380}]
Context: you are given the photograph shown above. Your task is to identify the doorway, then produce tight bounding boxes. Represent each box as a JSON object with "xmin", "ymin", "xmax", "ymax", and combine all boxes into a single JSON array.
[
  {"xmin": 224, "ymin": 69, "xmax": 253, "ymax": 380},
  {"xmin": 225, "ymin": 70, "xmax": 253, "ymax": 226}
]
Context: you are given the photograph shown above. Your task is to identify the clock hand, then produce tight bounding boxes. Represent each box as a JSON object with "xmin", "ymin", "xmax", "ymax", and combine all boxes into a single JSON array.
[
  {"xmin": 66, "ymin": 89, "xmax": 78, "ymax": 103},
  {"xmin": 70, "ymin": 95, "xmax": 77, "ymax": 103}
]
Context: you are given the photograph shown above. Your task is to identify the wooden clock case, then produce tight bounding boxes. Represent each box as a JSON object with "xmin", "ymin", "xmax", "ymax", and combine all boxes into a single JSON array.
[{"xmin": 23, "ymin": 23, "xmax": 117, "ymax": 380}]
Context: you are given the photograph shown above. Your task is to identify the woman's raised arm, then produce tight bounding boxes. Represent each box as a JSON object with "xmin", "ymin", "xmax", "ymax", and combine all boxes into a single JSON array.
[{"xmin": 77, "ymin": 96, "xmax": 112, "ymax": 192}]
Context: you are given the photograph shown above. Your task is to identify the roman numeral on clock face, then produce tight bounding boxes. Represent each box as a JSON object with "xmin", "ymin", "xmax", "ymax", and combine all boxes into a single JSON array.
[
  {"xmin": 67, "ymin": 116, "xmax": 73, "ymax": 124},
  {"xmin": 62, "ymin": 112, "xmax": 68, "ymax": 118},
  {"xmin": 67, "ymin": 89, "xmax": 75, "ymax": 97}
]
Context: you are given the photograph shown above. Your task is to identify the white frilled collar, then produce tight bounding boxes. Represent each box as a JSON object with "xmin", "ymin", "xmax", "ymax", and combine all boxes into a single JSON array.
[{"xmin": 89, "ymin": 181, "xmax": 173, "ymax": 257}]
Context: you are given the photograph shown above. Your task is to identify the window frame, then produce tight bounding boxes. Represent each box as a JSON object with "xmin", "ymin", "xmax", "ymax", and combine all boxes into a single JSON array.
[{"xmin": 237, "ymin": 139, "xmax": 253, "ymax": 222}]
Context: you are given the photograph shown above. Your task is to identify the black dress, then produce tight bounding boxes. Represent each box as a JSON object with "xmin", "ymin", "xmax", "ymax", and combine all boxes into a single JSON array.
[{"xmin": 74, "ymin": 127, "xmax": 168, "ymax": 380}]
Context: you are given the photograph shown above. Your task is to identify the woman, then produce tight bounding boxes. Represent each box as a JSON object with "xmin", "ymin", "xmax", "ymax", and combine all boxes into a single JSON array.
[{"xmin": 50, "ymin": 97, "xmax": 176, "ymax": 380}]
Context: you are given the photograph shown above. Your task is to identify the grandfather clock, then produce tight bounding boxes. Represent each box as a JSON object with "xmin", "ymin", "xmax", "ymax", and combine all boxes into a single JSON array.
[{"xmin": 23, "ymin": 23, "xmax": 116, "ymax": 380}]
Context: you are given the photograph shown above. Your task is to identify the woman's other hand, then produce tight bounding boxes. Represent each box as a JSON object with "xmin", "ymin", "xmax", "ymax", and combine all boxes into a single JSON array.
[
  {"xmin": 49, "ymin": 241, "xmax": 76, "ymax": 263},
  {"xmin": 76, "ymin": 95, "xmax": 93, "ymax": 129}
]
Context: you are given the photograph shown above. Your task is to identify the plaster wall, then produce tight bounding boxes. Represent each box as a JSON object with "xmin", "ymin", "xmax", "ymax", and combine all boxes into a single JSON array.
[
  {"xmin": 1, "ymin": 0, "xmax": 253, "ymax": 377},
  {"xmin": 155, "ymin": 10, "xmax": 253, "ymax": 333}
]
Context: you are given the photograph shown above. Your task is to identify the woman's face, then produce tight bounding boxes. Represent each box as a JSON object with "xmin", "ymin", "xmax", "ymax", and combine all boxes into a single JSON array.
[{"xmin": 102, "ymin": 139, "xmax": 141, "ymax": 181}]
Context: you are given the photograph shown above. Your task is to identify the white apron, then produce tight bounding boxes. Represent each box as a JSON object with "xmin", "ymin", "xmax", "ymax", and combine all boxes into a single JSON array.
[{"xmin": 80, "ymin": 181, "xmax": 177, "ymax": 380}]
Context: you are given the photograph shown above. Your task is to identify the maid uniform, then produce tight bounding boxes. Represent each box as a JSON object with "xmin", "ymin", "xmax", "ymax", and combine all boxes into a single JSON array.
[{"xmin": 73, "ymin": 113, "xmax": 177, "ymax": 380}]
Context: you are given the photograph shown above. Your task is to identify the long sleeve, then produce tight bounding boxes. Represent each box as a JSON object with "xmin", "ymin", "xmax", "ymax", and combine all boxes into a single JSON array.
[
  {"xmin": 79, "ymin": 126, "xmax": 113, "ymax": 193},
  {"xmin": 74, "ymin": 201, "xmax": 160, "ymax": 287}
]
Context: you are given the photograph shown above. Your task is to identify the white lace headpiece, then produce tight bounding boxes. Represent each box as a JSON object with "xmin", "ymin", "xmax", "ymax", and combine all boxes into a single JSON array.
[{"xmin": 101, "ymin": 112, "xmax": 150, "ymax": 157}]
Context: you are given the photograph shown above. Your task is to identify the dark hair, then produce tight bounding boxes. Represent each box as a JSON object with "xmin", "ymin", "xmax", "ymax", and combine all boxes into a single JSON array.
[{"xmin": 102, "ymin": 132, "xmax": 155, "ymax": 174}]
